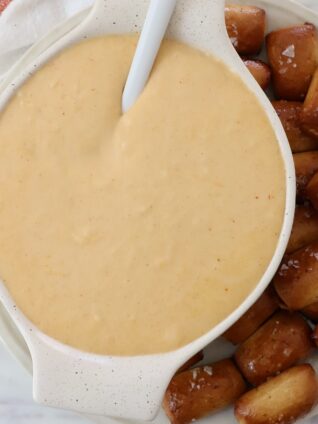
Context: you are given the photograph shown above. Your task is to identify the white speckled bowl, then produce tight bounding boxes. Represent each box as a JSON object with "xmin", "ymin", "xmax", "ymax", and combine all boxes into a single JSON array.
[{"xmin": 0, "ymin": 0, "xmax": 301, "ymax": 422}]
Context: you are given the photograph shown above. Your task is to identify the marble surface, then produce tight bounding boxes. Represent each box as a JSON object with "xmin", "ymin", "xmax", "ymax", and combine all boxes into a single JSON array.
[
  {"xmin": 0, "ymin": 342, "xmax": 318, "ymax": 424},
  {"xmin": 0, "ymin": 344, "xmax": 91, "ymax": 423},
  {"xmin": 1, "ymin": 0, "xmax": 318, "ymax": 423}
]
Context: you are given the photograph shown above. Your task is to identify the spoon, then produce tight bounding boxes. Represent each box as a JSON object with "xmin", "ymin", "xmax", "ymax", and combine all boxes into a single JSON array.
[{"xmin": 122, "ymin": 0, "xmax": 177, "ymax": 113}]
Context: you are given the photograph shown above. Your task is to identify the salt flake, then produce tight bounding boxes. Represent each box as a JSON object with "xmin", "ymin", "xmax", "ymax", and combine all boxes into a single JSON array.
[
  {"xmin": 203, "ymin": 366, "xmax": 213, "ymax": 376},
  {"xmin": 230, "ymin": 36, "xmax": 238, "ymax": 47},
  {"xmin": 282, "ymin": 45, "xmax": 295, "ymax": 58}
]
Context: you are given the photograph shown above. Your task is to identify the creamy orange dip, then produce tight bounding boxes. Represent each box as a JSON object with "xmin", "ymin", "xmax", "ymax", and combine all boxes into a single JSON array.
[{"xmin": 0, "ymin": 35, "xmax": 285, "ymax": 356}]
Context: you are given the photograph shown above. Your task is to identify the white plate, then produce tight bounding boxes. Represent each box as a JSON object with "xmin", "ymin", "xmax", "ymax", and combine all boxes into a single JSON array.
[{"xmin": 0, "ymin": 0, "xmax": 317, "ymax": 423}]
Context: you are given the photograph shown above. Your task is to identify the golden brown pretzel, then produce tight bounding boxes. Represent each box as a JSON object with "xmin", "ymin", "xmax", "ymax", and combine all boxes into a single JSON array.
[
  {"xmin": 243, "ymin": 59, "xmax": 271, "ymax": 90},
  {"xmin": 301, "ymin": 68, "xmax": 318, "ymax": 139},
  {"xmin": 293, "ymin": 151, "xmax": 318, "ymax": 199},
  {"xmin": 235, "ymin": 364, "xmax": 318, "ymax": 424},
  {"xmin": 163, "ymin": 359, "xmax": 246, "ymax": 424},
  {"xmin": 223, "ymin": 287, "xmax": 278, "ymax": 345},
  {"xmin": 274, "ymin": 241, "xmax": 318, "ymax": 309},
  {"xmin": 266, "ymin": 23, "xmax": 318, "ymax": 101},
  {"xmin": 225, "ymin": 5, "xmax": 266, "ymax": 55},
  {"xmin": 234, "ymin": 311, "xmax": 314, "ymax": 386},
  {"xmin": 287, "ymin": 204, "xmax": 318, "ymax": 253},
  {"xmin": 272, "ymin": 101, "xmax": 318, "ymax": 153}
]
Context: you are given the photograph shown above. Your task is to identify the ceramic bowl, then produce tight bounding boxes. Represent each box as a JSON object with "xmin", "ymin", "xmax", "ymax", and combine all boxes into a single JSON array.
[{"xmin": 0, "ymin": 0, "xmax": 310, "ymax": 422}]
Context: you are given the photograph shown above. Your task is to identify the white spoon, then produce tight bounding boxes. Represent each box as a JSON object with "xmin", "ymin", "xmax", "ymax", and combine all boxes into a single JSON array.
[{"xmin": 122, "ymin": 0, "xmax": 177, "ymax": 113}]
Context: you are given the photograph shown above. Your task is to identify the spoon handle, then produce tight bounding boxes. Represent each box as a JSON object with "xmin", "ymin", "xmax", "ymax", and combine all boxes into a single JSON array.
[{"xmin": 122, "ymin": 0, "xmax": 177, "ymax": 113}]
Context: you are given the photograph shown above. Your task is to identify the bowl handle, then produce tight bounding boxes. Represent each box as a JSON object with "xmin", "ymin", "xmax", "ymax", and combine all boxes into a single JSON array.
[{"xmin": 29, "ymin": 331, "xmax": 184, "ymax": 421}]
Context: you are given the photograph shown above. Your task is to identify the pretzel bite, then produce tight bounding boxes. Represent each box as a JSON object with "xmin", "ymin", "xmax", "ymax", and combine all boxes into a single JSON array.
[
  {"xmin": 177, "ymin": 351, "xmax": 204, "ymax": 373},
  {"xmin": 223, "ymin": 287, "xmax": 278, "ymax": 345},
  {"xmin": 234, "ymin": 364, "xmax": 318, "ymax": 424},
  {"xmin": 306, "ymin": 171, "xmax": 318, "ymax": 210},
  {"xmin": 163, "ymin": 359, "xmax": 246, "ymax": 424},
  {"xmin": 293, "ymin": 151, "xmax": 318, "ymax": 199},
  {"xmin": 274, "ymin": 241, "xmax": 318, "ymax": 309},
  {"xmin": 266, "ymin": 23, "xmax": 318, "ymax": 100},
  {"xmin": 225, "ymin": 5, "xmax": 266, "ymax": 55},
  {"xmin": 301, "ymin": 68, "xmax": 318, "ymax": 139},
  {"xmin": 0, "ymin": 0, "xmax": 11, "ymax": 13},
  {"xmin": 303, "ymin": 301, "xmax": 318, "ymax": 321},
  {"xmin": 272, "ymin": 101, "xmax": 318, "ymax": 152},
  {"xmin": 243, "ymin": 59, "xmax": 271, "ymax": 90},
  {"xmin": 287, "ymin": 204, "xmax": 318, "ymax": 253},
  {"xmin": 234, "ymin": 311, "xmax": 314, "ymax": 386}
]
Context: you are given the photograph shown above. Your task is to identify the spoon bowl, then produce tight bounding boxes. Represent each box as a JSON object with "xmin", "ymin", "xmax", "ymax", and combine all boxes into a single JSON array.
[{"xmin": 0, "ymin": 0, "xmax": 295, "ymax": 421}]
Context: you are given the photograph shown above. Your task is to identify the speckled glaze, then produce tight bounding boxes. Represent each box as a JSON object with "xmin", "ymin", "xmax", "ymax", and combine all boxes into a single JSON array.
[{"xmin": 0, "ymin": 0, "xmax": 296, "ymax": 421}]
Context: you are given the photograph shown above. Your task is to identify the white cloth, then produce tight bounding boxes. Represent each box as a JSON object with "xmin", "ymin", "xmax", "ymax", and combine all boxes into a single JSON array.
[
  {"xmin": 0, "ymin": 0, "xmax": 317, "ymax": 76},
  {"xmin": 0, "ymin": 0, "xmax": 93, "ymax": 75}
]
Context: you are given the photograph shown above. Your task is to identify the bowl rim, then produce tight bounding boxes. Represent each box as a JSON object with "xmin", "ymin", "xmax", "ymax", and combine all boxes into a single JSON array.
[{"xmin": 0, "ymin": 0, "xmax": 296, "ymax": 357}]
